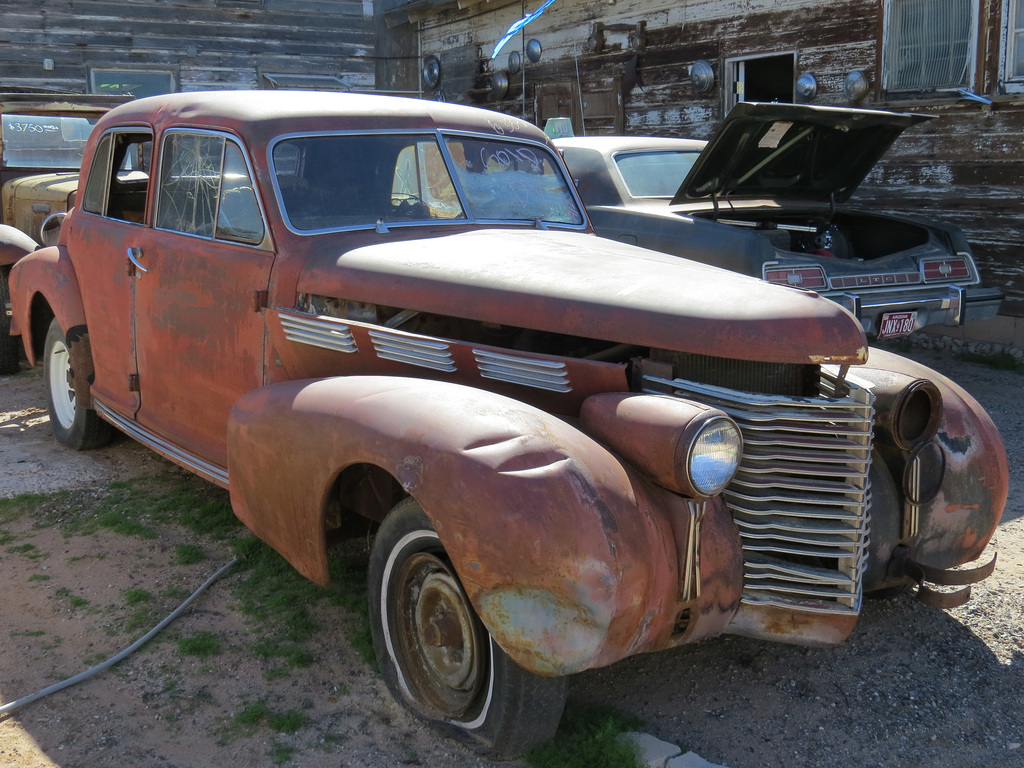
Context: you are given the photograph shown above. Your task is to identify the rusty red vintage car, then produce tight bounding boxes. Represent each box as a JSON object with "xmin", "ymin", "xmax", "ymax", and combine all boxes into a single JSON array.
[{"xmin": 7, "ymin": 91, "xmax": 1006, "ymax": 759}]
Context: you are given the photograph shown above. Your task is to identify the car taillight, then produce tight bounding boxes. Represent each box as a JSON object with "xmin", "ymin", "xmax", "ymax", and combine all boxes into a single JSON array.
[
  {"xmin": 921, "ymin": 256, "xmax": 971, "ymax": 282},
  {"xmin": 763, "ymin": 265, "xmax": 828, "ymax": 291}
]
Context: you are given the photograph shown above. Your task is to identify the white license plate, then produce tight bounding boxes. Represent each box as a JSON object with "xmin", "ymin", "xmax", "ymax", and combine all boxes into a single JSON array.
[{"xmin": 877, "ymin": 311, "xmax": 917, "ymax": 339}]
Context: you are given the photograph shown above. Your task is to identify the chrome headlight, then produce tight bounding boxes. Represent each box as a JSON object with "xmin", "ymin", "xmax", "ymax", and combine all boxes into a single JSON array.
[
  {"xmin": 580, "ymin": 393, "xmax": 743, "ymax": 498},
  {"xmin": 687, "ymin": 416, "xmax": 743, "ymax": 496}
]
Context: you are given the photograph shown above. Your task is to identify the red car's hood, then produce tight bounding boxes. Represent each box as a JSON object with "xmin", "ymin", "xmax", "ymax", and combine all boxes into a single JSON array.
[
  {"xmin": 298, "ymin": 229, "xmax": 868, "ymax": 365},
  {"xmin": 671, "ymin": 102, "xmax": 931, "ymax": 207}
]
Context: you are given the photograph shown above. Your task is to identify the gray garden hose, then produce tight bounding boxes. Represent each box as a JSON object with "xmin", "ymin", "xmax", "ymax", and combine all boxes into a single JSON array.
[{"xmin": 0, "ymin": 557, "xmax": 238, "ymax": 716}]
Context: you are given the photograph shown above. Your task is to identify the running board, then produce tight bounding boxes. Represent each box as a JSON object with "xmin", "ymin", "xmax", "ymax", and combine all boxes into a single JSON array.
[{"xmin": 93, "ymin": 400, "xmax": 230, "ymax": 488}]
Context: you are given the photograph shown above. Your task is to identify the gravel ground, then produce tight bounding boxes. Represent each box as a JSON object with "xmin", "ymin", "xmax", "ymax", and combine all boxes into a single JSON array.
[{"xmin": 1, "ymin": 344, "xmax": 1021, "ymax": 768}]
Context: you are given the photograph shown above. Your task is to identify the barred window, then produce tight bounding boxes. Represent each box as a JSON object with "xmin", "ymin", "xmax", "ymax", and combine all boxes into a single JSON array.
[{"xmin": 883, "ymin": 0, "xmax": 977, "ymax": 91}]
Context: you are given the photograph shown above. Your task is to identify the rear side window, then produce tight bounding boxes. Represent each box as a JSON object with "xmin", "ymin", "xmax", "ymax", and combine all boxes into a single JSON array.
[
  {"xmin": 80, "ymin": 130, "xmax": 153, "ymax": 223},
  {"xmin": 614, "ymin": 150, "xmax": 701, "ymax": 198},
  {"xmin": 156, "ymin": 131, "xmax": 264, "ymax": 244}
]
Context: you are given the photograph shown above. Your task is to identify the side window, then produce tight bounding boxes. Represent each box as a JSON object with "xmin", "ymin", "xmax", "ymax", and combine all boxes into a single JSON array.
[
  {"xmin": 156, "ymin": 132, "xmax": 264, "ymax": 244},
  {"xmin": 80, "ymin": 131, "xmax": 153, "ymax": 223},
  {"xmin": 81, "ymin": 134, "xmax": 113, "ymax": 215},
  {"xmin": 156, "ymin": 133, "xmax": 221, "ymax": 237}
]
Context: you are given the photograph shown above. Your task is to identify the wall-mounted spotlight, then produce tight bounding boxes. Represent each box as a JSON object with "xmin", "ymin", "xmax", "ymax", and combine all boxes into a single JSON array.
[
  {"xmin": 422, "ymin": 55, "xmax": 441, "ymax": 90},
  {"xmin": 690, "ymin": 60, "xmax": 715, "ymax": 93},
  {"xmin": 796, "ymin": 72, "xmax": 817, "ymax": 102},
  {"xmin": 843, "ymin": 70, "xmax": 869, "ymax": 103}
]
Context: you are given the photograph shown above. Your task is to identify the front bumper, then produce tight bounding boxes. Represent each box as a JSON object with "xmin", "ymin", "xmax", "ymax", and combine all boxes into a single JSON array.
[{"xmin": 828, "ymin": 284, "xmax": 1004, "ymax": 337}]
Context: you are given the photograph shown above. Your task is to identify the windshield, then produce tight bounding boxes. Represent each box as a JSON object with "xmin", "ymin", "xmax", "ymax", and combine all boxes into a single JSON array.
[
  {"xmin": 272, "ymin": 132, "xmax": 582, "ymax": 232},
  {"xmin": 1, "ymin": 114, "xmax": 99, "ymax": 169},
  {"xmin": 613, "ymin": 150, "xmax": 701, "ymax": 198}
]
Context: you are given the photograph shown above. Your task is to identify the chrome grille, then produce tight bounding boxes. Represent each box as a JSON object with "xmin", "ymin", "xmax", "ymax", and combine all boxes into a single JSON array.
[
  {"xmin": 369, "ymin": 329, "xmax": 456, "ymax": 372},
  {"xmin": 280, "ymin": 312, "xmax": 358, "ymax": 354},
  {"xmin": 474, "ymin": 350, "xmax": 572, "ymax": 392},
  {"xmin": 643, "ymin": 366, "xmax": 874, "ymax": 614}
]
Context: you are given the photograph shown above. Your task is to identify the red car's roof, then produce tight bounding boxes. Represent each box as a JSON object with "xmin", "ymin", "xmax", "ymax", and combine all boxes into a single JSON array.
[{"xmin": 97, "ymin": 90, "xmax": 552, "ymax": 143}]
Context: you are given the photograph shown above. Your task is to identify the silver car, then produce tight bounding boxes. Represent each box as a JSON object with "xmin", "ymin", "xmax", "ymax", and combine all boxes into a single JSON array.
[{"xmin": 557, "ymin": 102, "xmax": 1003, "ymax": 339}]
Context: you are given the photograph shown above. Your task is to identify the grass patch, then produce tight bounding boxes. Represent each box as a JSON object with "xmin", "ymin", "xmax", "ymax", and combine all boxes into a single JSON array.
[
  {"xmin": 10, "ymin": 629, "xmax": 46, "ymax": 638},
  {"xmin": 119, "ymin": 588, "xmax": 161, "ymax": 634},
  {"xmin": 174, "ymin": 544, "xmax": 206, "ymax": 565},
  {"xmin": 6, "ymin": 477, "xmax": 377, "ymax": 766},
  {"xmin": 268, "ymin": 741, "xmax": 297, "ymax": 765},
  {"xmin": 0, "ymin": 493, "xmax": 50, "ymax": 524},
  {"xmin": 954, "ymin": 350, "xmax": 1023, "ymax": 371},
  {"xmin": 28, "ymin": 573, "xmax": 51, "ymax": 582},
  {"xmin": 161, "ymin": 585, "xmax": 191, "ymax": 601},
  {"xmin": 236, "ymin": 701, "xmax": 271, "ymax": 727},
  {"xmin": 526, "ymin": 703, "xmax": 645, "ymax": 768},
  {"xmin": 178, "ymin": 631, "xmax": 222, "ymax": 658},
  {"xmin": 268, "ymin": 709, "xmax": 306, "ymax": 734},
  {"xmin": 54, "ymin": 587, "xmax": 90, "ymax": 609},
  {"xmin": 231, "ymin": 700, "xmax": 307, "ymax": 754},
  {"xmin": 122, "ymin": 588, "xmax": 152, "ymax": 605},
  {"xmin": 229, "ymin": 536, "xmax": 371, "ymax": 672},
  {"xmin": 6, "ymin": 542, "xmax": 46, "ymax": 560},
  {"xmin": 53, "ymin": 477, "xmax": 240, "ymax": 542}
]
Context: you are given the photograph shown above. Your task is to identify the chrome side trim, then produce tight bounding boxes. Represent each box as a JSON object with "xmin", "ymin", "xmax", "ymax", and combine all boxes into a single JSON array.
[
  {"xmin": 680, "ymin": 501, "xmax": 706, "ymax": 603},
  {"xmin": 94, "ymin": 400, "xmax": 229, "ymax": 487},
  {"xmin": 368, "ymin": 329, "xmax": 456, "ymax": 372},
  {"xmin": 279, "ymin": 312, "xmax": 358, "ymax": 354},
  {"xmin": 643, "ymin": 366, "xmax": 875, "ymax": 614},
  {"xmin": 473, "ymin": 349, "xmax": 572, "ymax": 392}
]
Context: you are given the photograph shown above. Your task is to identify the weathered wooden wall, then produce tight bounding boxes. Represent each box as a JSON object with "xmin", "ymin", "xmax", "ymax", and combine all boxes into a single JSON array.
[
  {"xmin": 409, "ymin": 0, "xmax": 1024, "ymax": 312},
  {"xmin": 0, "ymin": 0, "xmax": 376, "ymax": 93}
]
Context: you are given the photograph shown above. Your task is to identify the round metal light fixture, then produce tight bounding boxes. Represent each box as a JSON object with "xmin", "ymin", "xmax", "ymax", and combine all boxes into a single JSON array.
[
  {"xmin": 796, "ymin": 72, "xmax": 817, "ymax": 102},
  {"xmin": 491, "ymin": 70, "xmax": 509, "ymax": 100},
  {"xmin": 507, "ymin": 49, "xmax": 521, "ymax": 74},
  {"xmin": 844, "ymin": 70, "xmax": 869, "ymax": 103},
  {"xmin": 690, "ymin": 59, "xmax": 715, "ymax": 93},
  {"xmin": 525, "ymin": 38, "xmax": 542, "ymax": 63},
  {"xmin": 422, "ymin": 55, "xmax": 441, "ymax": 90}
]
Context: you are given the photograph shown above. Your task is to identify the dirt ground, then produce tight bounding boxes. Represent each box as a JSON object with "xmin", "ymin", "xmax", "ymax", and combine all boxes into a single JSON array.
[{"xmin": 1, "ymin": 347, "xmax": 1022, "ymax": 768}]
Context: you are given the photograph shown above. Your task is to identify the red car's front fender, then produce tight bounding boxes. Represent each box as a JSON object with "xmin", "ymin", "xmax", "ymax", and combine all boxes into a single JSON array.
[
  {"xmin": 227, "ymin": 376, "xmax": 743, "ymax": 675},
  {"xmin": 861, "ymin": 348, "xmax": 1007, "ymax": 572}
]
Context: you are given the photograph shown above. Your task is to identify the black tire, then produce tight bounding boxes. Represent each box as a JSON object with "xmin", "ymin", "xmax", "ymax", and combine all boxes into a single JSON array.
[
  {"xmin": 0, "ymin": 266, "xmax": 20, "ymax": 375},
  {"xmin": 43, "ymin": 318, "xmax": 113, "ymax": 450},
  {"xmin": 369, "ymin": 497, "xmax": 566, "ymax": 759}
]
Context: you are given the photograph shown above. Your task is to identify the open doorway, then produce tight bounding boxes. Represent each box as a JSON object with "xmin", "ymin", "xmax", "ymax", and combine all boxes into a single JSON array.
[{"xmin": 724, "ymin": 52, "xmax": 796, "ymax": 111}]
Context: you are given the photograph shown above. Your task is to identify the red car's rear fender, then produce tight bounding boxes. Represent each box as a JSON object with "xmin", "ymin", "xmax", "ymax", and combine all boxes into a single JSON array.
[
  {"xmin": 9, "ymin": 244, "xmax": 87, "ymax": 366},
  {"xmin": 227, "ymin": 376, "xmax": 743, "ymax": 675}
]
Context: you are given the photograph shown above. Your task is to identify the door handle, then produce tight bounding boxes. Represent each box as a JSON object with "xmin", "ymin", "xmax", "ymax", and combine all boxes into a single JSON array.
[{"xmin": 127, "ymin": 246, "xmax": 148, "ymax": 275}]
